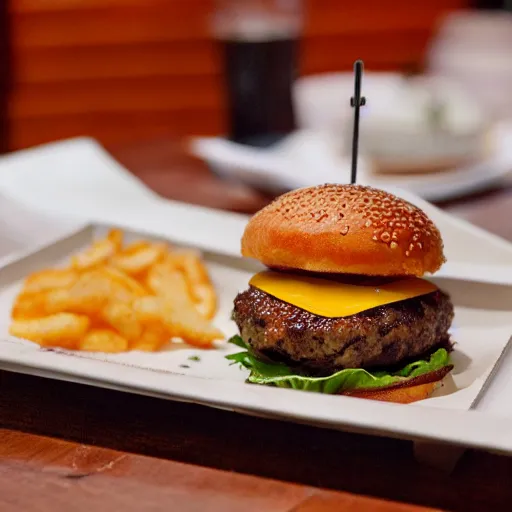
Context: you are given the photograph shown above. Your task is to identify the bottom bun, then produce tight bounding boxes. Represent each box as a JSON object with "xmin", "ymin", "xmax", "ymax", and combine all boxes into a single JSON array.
[{"xmin": 341, "ymin": 365, "xmax": 453, "ymax": 404}]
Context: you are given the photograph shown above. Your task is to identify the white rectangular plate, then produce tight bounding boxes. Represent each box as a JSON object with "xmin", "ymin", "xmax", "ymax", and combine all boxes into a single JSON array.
[{"xmin": 0, "ymin": 225, "xmax": 512, "ymax": 454}]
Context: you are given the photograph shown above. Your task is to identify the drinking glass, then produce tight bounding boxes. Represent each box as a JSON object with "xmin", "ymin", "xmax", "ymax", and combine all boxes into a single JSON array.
[{"xmin": 213, "ymin": 0, "xmax": 303, "ymax": 146}]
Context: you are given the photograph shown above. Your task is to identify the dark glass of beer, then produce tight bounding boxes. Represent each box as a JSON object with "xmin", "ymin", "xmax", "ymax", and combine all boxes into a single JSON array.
[{"xmin": 214, "ymin": 0, "xmax": 302, "ymax": 147}]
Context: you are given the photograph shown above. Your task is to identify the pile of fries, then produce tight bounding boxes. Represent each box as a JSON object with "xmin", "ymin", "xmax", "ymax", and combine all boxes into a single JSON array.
[{"xmin": 9, "ymin": 229, "xmax": 223, "ymax": 352}]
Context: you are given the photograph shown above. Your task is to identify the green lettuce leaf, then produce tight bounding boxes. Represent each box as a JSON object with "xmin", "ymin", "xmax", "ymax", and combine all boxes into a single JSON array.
[{"xmin": 226, "ymin": 335, "xmax": 451, "ymax": 394}]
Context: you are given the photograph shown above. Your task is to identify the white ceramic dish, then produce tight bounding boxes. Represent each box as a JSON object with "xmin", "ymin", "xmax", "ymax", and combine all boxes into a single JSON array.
[
  {"xmin": 192, "ymin": 124, "xmax": 512, "ymax": 203},
  {"xmin": 192, "ymin": 72, "xmax": 512, "ymax": 202},
  {"xmin": 0, "ymin": 224, "xmax": 511, "ymax": 454},
  {"xmin": 1, "ymin": 138, "xmax": 512, "ymax": 453}
]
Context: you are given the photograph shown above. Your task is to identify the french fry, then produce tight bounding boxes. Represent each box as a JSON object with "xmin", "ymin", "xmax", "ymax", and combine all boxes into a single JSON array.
[
  {"xmin": 132, "ymin": 296, "xmax": 172, "ymax": 350},
  {"xmin": 22, "ymin": 269, "xmax": 78, "ymax": 294},
  {"xmin": 145, "ymin": 260, "xmax": 185, "ymax": 299},
  {"xmin": 55, "ymin": 271, "xmax": 115, "ymax": 314},
  {"xmin": 147, "ymin": 268, "xmax": 222, "ymax": 347},
  {"xmin": 131, "ymin": 323, "xmax": 169, "ymax": 351},
  {"xmin": 11, "ymin": 292, "xmax": 49, "ymax": 319},
  {"xmin": 44, "ymin": 269, "xmax": 136, "ymax": 316},
  {"xmin": 71, "ymin": 229, "xmax": 123, "ymax": 270},
  {"xmin": 79, "ymin": 329, "xmax": 129, "ymax": 353},
  {"xmin": 162, "ymin": 307, "xmax": 223, "ymax": 348},
  {"xmin": 44, "ymin": 288, "xmax": 74, "ymax": 314},
  {"xmin": 124, "ymin": 241, "xmax": 151, "ymax": 252},
  {"xmin": 169, "ymin": 249, "xmax": 206, "ymax": 282},
  {"xmin": 9, "ymin": 229, "xmax": 222, "ymax": 353},
  {"xmin": 132, "ymin": 296, "xmax": 165, "ymax": 324},
  {"xmin": 9, "ymin": 313, "xmax": 90, "ymax": 348},
  {"xmin": 169, "ymin": 250, "xmax": 217, "ymax": 319},
  {"xmin": 101, "ymin": 301, "xmax": 142, "ymax": 342},
  {"xmin": 110, "ymin": 242, "xmax": 165, "ymax": 275},
  {"xmin": 100, "ymin": 266, "xmax": 147, "ymax": 297},
  {"xmin": 134, "ymin": 286, "xmax": 222, "ymax": 348},
  {"xmin": 191, "ymin": 284, "xmax": 217, "ymax": 320},
  {"xmin": 107, "ymin": 229, "xmax": 124, "ymax": 249}
]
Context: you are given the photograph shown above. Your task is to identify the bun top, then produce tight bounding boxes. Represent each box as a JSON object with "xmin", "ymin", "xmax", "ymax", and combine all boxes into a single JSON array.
[{"xmin": 241, "ymin": 184, "xmax": 445, "ymax": 277}]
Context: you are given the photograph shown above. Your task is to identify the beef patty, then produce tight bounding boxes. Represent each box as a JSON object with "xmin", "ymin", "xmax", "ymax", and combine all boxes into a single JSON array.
[{"xmin": 232, "ymin": 286, "xmax": 454, "ymax": 375}]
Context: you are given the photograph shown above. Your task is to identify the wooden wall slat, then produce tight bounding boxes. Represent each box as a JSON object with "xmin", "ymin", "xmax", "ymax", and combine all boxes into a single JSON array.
[
  {"xmin": 13, "ymin": 0, "xmax": 466, "ymax": 14},
  {"xmin": 1, "ymin": 0, "xmax": 9, "ymax": 153},
  {"xmin": 11, "ymin": 77, "xmax": 223, "ymax": 117},
  {"xmin": 301, "ymin": 32, "xmax": 433, "ymax": 74},
  {"xmin": 13, "ymin": 0, "xmax": 179, "ymax": 13},
  {"xmin": 14, "ymin": 30, "xmax": 436, "ymax": 86},
  {"xmin": 305, "ymin": 7, "xmax": 461, "ymax": 36},
  {"xmin": 11, "ymin": 111, "xmax": 226, "ymax": 149},
  {"xmin": 8, "ymin": 0, "xmax": 470, "ymax": 150},
  {"xmin": 12, "ymin": 8, "xmax": 212, "ymax": 48},
  {"xmin": 14, "ymin": 43, "xmax": 220, "ymax": 83},
  {"xmin": 13, "ymin": 4, "xmax": 461, "ymax": 48}
]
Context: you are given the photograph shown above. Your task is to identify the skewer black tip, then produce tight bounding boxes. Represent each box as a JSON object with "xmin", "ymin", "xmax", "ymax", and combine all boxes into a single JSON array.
[{"xmin": 350, "ymin": 60, "xmax": 366, "ymax": 185}]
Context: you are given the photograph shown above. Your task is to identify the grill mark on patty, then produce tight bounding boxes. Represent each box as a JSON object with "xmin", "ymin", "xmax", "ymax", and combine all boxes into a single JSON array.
[
  {"xmin": 378, "ymin": 320, "xmax": 399, "ymax": 337},
  {"xmin": 233, "ymin": 285, "xmax": 454, "ymax": 374}
]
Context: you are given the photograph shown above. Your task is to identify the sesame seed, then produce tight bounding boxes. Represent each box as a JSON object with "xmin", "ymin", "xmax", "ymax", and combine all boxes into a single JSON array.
[{"xmin": 251, "ymin": 184, "xmax": 443, "ymax": 270}]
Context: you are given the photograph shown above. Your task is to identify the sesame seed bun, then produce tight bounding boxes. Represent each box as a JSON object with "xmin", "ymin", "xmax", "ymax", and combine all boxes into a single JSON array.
[{"xmin": 241, "ymin": 184, "xmax": 445, "ymax": 277}]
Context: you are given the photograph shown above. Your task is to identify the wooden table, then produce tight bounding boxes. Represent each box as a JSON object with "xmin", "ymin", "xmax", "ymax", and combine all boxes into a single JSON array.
[{"xmin": 2, "ymin": 139, "xmax": 512, "ymax": 512}]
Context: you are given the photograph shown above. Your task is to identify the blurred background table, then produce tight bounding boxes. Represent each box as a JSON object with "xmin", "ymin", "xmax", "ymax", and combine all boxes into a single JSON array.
[{"xmin": 2, "ymin": 137, "xmax": 512, "ymax": 512}]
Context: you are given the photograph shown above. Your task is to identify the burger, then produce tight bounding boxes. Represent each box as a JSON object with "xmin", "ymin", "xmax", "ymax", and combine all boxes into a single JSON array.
[{"xmin": 227, "ymin": 184, "xmax": 455, "ymax": 404}]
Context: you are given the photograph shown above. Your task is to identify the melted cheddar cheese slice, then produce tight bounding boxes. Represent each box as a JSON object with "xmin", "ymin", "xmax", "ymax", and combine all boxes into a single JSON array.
[{"xmin": 249, "ymin": 271, "xmax": 438, "ymax": 318}]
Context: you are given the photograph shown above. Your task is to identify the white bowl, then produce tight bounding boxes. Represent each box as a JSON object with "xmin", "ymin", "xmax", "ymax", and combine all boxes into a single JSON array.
[
  {"xmin": 293, "ymin": 72, "xmax": 487, "ymax": 171},
  {"xmin": 293, "ymin": 72, "xmax": 401, "ymax": 132}
]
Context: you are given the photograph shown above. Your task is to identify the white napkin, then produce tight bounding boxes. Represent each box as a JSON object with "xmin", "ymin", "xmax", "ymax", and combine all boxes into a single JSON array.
[
  {"xmin": 191, "ymin": 126, "xmax": 512, "ymax": 202},
  {"xmin": 0, "ymin": 137, "xmax": 248, "ymax": 258},
  {"xmin": 0, "ymin": 137, "xmax": 159, "ymax": 214},
  {"xmin": 191, "ymin": 130, "xmax": 373, "ymax": 194},
  {"xmin": 0, "ymin": 193, "xmax": 85, "ymax": 266}
]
